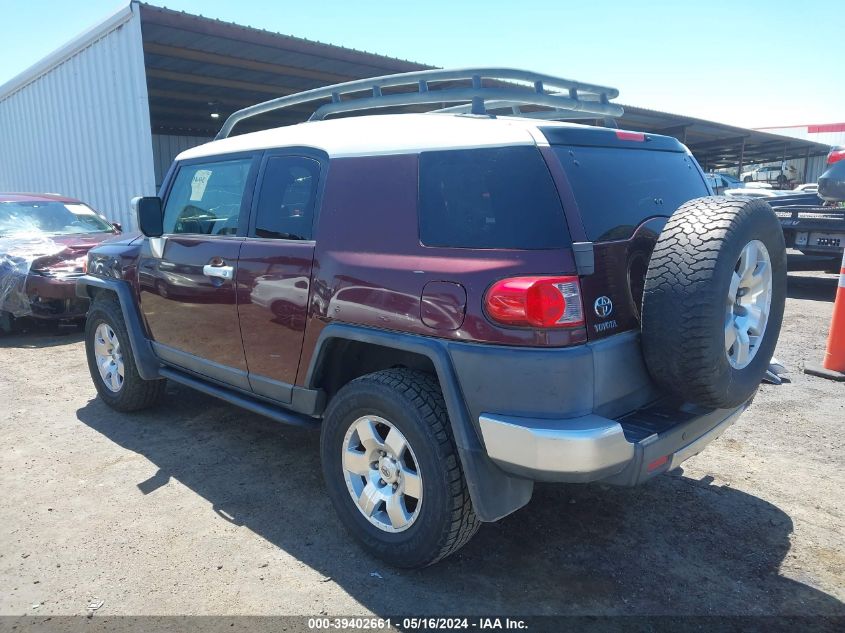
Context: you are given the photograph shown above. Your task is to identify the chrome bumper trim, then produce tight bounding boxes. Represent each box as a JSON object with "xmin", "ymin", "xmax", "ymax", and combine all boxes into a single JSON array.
[{"xmin": 479, "ymin": 413, "xmax": 635, "ymax": 482}]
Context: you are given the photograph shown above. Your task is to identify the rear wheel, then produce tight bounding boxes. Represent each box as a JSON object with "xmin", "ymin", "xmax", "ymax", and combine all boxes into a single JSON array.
[
  {"xmin": 641, "ymin": 196, "xmax": 786, "ymax": 409},
  {"xmin": 320, "ymin": 368, "xmax": 479, "ymax": 568},
  {"xmin": 85, "ymin": 297, "xmax": 166, "ymax": 411}
]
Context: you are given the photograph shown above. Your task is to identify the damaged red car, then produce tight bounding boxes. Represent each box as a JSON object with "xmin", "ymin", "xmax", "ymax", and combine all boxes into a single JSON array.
[{"xmin": 0, "ymin": 193, "xmax": 121, "ymax": 332}]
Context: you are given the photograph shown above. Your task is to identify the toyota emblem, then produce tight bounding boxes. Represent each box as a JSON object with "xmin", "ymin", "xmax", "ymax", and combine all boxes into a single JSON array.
[{"xmin": 594, "ymin": 296, "xmax": 613, "ymax": 318}]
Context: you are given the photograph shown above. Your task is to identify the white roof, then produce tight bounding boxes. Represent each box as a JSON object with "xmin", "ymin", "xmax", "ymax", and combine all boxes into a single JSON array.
[{"xmin": 177, "ymin": 113, "xmax": 583, "ymax": 161}]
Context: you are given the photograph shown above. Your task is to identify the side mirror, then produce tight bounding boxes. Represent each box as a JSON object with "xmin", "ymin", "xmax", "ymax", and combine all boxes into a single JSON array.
[{"xmin": 132, "ymin": 196, "xmax": 163, "ymax": 237}]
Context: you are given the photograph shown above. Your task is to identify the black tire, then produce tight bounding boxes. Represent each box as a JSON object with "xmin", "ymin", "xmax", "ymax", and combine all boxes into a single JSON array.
[
  {"xmin": 320, "ymin": 368, "xmax": 479, "ymax": 568},
  {"xmin": 776, "ymin": 174, "xmax": 788, "ymax": 187},
  {"xmin": 641, "ymin": 197, "xmax": 786, "ymax": 409},
  {"xmin": 743, "ymin": 176, "xmax": 753, "ymax": 183},
  {"xmin": 85, "ymin": 296, "xmax": 167, "ymax": 411}
]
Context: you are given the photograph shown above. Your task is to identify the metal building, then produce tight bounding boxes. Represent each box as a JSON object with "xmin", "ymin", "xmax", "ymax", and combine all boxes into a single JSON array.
[{"xmin": 0, "ymin": 1, "xmax": 835, "ymax": 229}]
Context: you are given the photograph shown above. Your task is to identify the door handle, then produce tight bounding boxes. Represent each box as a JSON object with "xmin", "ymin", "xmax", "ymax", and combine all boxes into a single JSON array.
[{"xmin": 203, "ymin": 264, "xmax": 234, "ymax": 280}]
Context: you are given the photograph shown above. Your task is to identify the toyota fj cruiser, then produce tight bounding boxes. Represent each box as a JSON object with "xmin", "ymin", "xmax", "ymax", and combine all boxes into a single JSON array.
[{"xmin": 77, "ymin": 69, "xmax": 786, "ymax": 567}]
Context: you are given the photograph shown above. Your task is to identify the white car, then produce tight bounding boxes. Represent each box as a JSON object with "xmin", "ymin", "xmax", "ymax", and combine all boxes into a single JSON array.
[
  {"xmin": 740, "ymin": 164, "xmax": 799, "ymax": 186},
  {"xmin": 794, "ymin": 183, "xmax": 818, "ymax": 193}
]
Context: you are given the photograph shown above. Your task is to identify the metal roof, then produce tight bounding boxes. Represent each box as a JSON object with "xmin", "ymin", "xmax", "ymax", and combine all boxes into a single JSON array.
[
  {"xmin": 138, "ymin": 2, "xmax": 432, "ymax": 136},
  {"xmin": 138, "ymin": 0, "xmax": 830, "ymax": 168},
  {"xmin": 177, "ymin": 114, "xmax": 615, "ymax": 161},
  {"xmin": 600, "ymin": 105, "xmax": 831, "ymax": 170}
]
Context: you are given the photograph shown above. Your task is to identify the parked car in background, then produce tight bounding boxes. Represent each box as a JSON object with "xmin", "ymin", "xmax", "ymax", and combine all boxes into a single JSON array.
[
  {"xmin": 770, "ymin": 164, "xmax": 845, "ymax": 259},
  {"xmin": 741, "ymin": 164, "xmax": 799, "ymax": 187},
  {"xmin": 0, "ymin": 193, "xmax": 120, "ymax": 332},
  {"xmin": 705, "ymin": 173, "xmax": 744, "ymax": 194},
  {"xmin": 794, "ymin": 183, "xmax": 819, "ymax": 193}
]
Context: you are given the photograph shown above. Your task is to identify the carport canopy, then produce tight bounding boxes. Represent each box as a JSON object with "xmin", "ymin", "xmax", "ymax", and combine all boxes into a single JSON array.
[
  {"xmin": 139, "ymin": 3, "xmax": 431, "ymax": 136},
  {"xmin": 582, "ymin": 105, "xmax": 831, "ymax": 173},
  {"xmin": 138, "ymin": 3, "xmax": 830, "ymax": 172}
]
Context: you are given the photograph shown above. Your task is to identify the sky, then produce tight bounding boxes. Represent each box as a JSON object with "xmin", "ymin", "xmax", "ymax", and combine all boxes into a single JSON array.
[{"xmin": 1, "ymin": 0, "xmax": 843, "ymax": 129}]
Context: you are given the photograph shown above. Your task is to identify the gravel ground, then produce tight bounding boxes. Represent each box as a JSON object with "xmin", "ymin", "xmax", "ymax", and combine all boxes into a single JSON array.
[{"xmin": 0, "ymin": 270, "xmax": 842, "ymax": 619}]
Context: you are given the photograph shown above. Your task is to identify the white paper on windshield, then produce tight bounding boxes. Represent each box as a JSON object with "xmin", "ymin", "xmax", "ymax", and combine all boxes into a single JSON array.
[
  {"xmin": 190, "ymin": 170, "xmax": 212, "ymax": 201},
  {"xmin": 64, "ymin": 204, "xmax": 97, "ymax": 216}
]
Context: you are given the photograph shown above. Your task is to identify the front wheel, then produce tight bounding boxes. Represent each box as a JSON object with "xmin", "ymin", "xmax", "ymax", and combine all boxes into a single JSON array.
[
  {"xmin": 85, "ymin": 296, "xmax": 166, "ymax": 411},
  {"xmin": 320, "ymin": 369, "xmax": 479, "ymax": 568}
]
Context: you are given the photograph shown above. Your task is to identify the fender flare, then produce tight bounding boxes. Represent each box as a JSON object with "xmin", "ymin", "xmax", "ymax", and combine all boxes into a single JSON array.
[
  {"xmin": 76, "ymin": 275, "xmax": 161, "ymax": 380},
  {"xmin": 305, "ymin": 323, "xmax": 533, "ymax": 522}
]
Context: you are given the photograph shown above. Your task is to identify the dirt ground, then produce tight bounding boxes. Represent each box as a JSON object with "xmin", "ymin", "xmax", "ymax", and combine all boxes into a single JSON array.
[{"xmin": 0, "ymin": 270, "xmax": 843, "ymax": 619}]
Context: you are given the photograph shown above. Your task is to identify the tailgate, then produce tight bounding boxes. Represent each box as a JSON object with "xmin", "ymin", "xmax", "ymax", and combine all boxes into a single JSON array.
[
  {"xmin": 541, "ymin": 126, "xmax": 711, "ymax": 340},
  {"xmin": 579, "ymin": 222, "xmax": 665, "ymax": 340}
]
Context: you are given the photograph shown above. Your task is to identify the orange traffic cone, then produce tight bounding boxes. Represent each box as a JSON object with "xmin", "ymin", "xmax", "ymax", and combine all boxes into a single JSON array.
[{"xmin": 805, "ymin": 248, "xmax": 845, "ymax": 381}]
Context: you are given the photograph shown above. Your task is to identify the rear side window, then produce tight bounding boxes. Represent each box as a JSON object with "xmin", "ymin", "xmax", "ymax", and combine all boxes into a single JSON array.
[
  {"xmin": 419, "ymin": 146, "xmax": 570, "ymax": 249},
  {"xmin": 252, "ymin": 156, "xmax": 321, "ymax": 240},
  {"xmin": 554, "ymin": 147, "xmax": 708, "ymax": 241}
]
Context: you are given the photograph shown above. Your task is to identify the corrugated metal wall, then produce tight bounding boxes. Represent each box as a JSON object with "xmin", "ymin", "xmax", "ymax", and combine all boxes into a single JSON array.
[
  {"xmin": 151, "ymin": 134, "xmax": 213, "ymax": 189},
  {"xmin": 0, "ymin": 5, "xmax": 155, "ymax": 229}
]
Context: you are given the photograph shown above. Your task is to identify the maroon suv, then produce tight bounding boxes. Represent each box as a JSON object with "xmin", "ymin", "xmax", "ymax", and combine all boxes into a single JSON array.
[
  {"xmin": 0, "ymin": 193, "xmax": 120, "ymax": 331},
  {"xmin": 77, "ymin": 70, "xmax": 786, "ymax": 567}
]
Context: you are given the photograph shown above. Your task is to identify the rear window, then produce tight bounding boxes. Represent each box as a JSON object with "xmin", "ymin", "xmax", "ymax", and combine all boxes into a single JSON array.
[
  {"xmin": 419, "ymin": 146, "xmax": 570, "ymax": 249},
  {"xmin": 554, "ymin": 146, "xmax": 708, "ymax": 241}
]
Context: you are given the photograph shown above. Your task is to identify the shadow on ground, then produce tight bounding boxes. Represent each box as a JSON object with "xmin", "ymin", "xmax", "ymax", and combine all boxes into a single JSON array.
[
  {"xmin": 75, "ymin": 386, "xmax": 844, "ymax": 617},
  {"xmin": 786, "ymin": 274, "xmax": 838, "ymax": 302},
  {"xmin": 0, "ymin": 325, "xmax": 83, "ymax": 349}
]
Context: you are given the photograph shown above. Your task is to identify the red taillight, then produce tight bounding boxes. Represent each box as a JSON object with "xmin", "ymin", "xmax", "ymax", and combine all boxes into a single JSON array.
[
  {"xmin": 485, "ymin": 276, "xmax": 584, "ymax": 328},
  {"xmin": 827, "ymin": 148, "xmax": 845, "ymax": 165},
  {"xmin": 616, "ymin": 130, "xmax": 645, "ymax": 142}
]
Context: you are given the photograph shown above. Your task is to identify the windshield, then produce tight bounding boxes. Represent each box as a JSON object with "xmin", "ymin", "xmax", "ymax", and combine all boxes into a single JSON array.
[{"xmin": 0, "ymin": 201, "xmax": 114, "ymax": 237}]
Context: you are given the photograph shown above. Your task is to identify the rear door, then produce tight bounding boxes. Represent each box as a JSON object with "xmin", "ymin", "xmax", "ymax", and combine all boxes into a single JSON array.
[
  {"xmin": 236, "ymin": 152, "xmax": 323, "ymax": 403},
  {"xmin": 138, "ymin": 154, "xmax": 259, "ymax": 389},
  {"xmin": 542, "ymin": 127, "xmax": 710, "ymax": 340}
]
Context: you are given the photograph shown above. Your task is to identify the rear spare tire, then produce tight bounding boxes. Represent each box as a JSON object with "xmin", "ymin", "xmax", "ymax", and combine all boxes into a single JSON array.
[{"xmin": 641, "ymin": 197, "xmax": 786, "ymax": 409}]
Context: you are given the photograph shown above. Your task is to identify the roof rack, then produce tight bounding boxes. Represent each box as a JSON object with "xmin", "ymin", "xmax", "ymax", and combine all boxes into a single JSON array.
[{"xmin": 215, "ymin": 68, "xmax": 623, "ymax": 140}]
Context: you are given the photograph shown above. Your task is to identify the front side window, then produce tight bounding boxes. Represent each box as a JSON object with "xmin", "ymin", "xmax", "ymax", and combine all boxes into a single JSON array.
[
  {"xmin": 252, "ymin": 156, "xmax": 321, "ymax": 240},
  {"xmin": 163, "ymin": 158, "xmax": 253, "ymax": 235}
]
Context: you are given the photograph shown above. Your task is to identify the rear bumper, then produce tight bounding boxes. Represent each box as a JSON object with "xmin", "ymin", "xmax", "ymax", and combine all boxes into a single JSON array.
[{"xmin": 479, "ymin": 399, "xmax": 748, "ymax": 484}]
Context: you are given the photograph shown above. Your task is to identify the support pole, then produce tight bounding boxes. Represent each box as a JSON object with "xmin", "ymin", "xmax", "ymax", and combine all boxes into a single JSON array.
[
  {"xmin": 737, "ymin": 138, "xmax": 745, "ymax": 179},
  {"xmin": 803, "ymin": 146, "xmax": 811, "ymax": 183}
]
